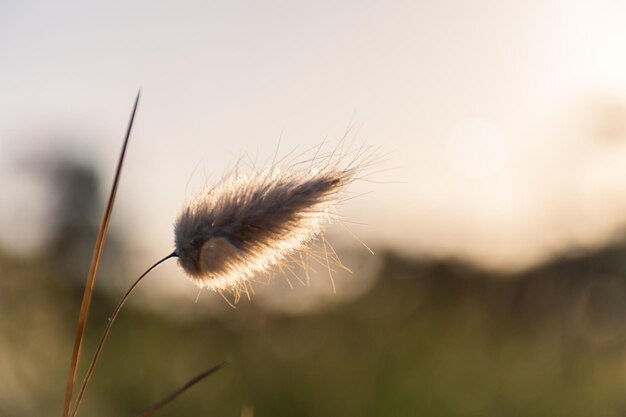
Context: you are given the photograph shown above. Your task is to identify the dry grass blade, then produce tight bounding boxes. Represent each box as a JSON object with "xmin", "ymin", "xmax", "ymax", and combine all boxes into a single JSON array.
[
  {"xmin": 135, "ymin": 361, "xmax": 228, "ymax": 417},
  {"xmin": 62, "ymin": 91, "xmax": 141, "ymax": 417}
]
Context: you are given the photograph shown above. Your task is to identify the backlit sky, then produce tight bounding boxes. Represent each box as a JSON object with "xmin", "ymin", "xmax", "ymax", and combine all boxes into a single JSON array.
[{"xmin": 3, "ymin": 0, "xmax": 626, "ymax": 272}]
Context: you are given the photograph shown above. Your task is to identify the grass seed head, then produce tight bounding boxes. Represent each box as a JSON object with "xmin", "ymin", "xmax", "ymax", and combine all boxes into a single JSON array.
[{"xmin": 173, "ymin": 147, "xmax": 367, "ymax": 296}]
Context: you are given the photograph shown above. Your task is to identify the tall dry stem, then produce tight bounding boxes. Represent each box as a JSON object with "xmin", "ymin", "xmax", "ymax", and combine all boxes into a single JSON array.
[{"xmin": 62, "ymin": 92, "xmax": 140, "ymax": 417}]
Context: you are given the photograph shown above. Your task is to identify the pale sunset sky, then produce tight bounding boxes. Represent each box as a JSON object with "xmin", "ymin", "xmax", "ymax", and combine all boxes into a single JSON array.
[{"xmin": 3, "ymin": 0, "xmax": 626, "ymax": 276}]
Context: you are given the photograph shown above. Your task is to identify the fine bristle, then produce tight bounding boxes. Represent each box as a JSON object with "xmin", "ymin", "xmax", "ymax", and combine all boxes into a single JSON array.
[{"xmin": 173, "ymin": 148, "xmax": 367, "ymax": 296}]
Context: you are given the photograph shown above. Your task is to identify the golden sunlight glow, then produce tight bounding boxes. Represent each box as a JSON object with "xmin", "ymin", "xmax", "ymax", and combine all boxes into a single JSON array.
[{"xmin": 445, "ymin": 118, "xmax": 508, "ymax": 181}]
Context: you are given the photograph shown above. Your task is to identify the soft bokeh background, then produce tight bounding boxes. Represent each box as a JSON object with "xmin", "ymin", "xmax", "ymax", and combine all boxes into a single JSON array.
[{"xmin": 3, "ymin": 1, "xmax": 626, "ymax": 416}]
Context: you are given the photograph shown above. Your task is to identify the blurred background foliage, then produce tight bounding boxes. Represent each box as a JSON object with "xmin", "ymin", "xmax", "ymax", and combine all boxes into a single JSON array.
[{"xmin": 4, "ymin": 158, "xmax": 626, "ymax": 417}]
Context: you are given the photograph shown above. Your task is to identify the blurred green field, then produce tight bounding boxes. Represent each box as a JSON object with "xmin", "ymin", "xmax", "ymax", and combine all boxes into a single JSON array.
[{"xmin": 3, "ymin": 163, "xmax": 626, "ymax": 417}]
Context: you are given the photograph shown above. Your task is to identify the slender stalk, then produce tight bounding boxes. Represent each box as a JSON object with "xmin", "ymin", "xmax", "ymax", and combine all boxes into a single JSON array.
[
  {"xmin": 135, "ymin": 361, "xmax": 228, "ymax": 417},
  {"xmin": 69, "ymin": 252, "xmax": 177, "ymax": 417},
  {"xmin": 63, "ymin": 91, "xmax": 141, "ymax": 417}
]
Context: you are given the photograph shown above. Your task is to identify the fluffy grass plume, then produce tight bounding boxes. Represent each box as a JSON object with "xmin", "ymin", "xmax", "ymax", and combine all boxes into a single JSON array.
[{"xmin": 174, "ymin": 145, "xmax": 373, "ymax": 297}]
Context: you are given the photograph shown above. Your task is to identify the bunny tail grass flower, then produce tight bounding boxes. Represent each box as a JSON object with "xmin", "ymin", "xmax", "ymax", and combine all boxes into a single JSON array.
[{"xmin": 174, "ymin": 154, "xmax": 364, "ymax": 296}]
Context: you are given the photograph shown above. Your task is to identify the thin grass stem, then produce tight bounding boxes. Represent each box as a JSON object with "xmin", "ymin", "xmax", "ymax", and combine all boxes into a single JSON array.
[
  {"xmin": 69, "ymin": 252, "xmax": 177, "ymax": 417},
  {"xmin": 135, "ymin": 361, "xmax": 228, "ymax": 417},
  {"xmin": 62, "ymin": 91, "xmax": 141, "ymax": 417}
]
